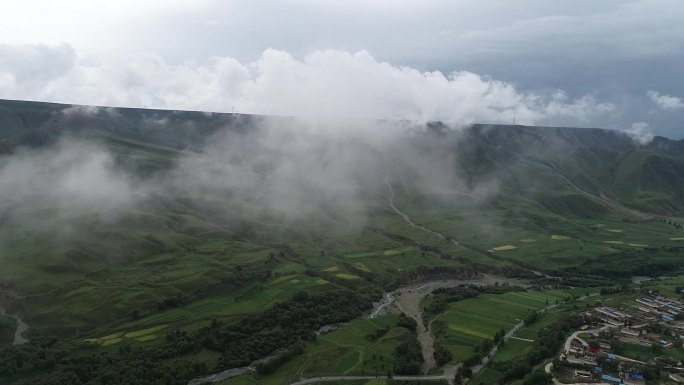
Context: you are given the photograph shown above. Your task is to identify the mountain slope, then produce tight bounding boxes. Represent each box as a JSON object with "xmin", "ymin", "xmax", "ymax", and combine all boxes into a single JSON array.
[{"xmin": 1, "ymin": 98, "xmax": 684, "ymax": 341}]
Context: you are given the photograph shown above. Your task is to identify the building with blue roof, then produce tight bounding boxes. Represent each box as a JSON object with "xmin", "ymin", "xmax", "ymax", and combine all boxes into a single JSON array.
[{"xmin": 601, "ymin": 374, "xmax": 622, "ymax": 383}]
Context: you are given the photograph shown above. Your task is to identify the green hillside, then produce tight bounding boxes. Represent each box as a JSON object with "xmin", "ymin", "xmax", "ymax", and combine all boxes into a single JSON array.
[{"xmin": 1, "ymin": 99, "xmax": 684, "ymax": 384}]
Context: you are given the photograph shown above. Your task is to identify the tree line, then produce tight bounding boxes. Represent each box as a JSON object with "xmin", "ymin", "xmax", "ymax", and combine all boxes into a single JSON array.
[{"xmin": 0, "ymin": 289, "xmax": 373, "ymax": 385}]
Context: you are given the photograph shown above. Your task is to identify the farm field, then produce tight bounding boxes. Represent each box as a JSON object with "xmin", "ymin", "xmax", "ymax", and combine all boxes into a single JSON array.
[
  {"xmin": 4, "ymin": 100, "xmax": 684, "ymax": 385},
  {"xmin": 224, "ymin": 381, "xmax": 449, "ymax": 385},
  {"xmin": 513, "ymin": 308, "xmax": 564, "ymax": 341},
  {"xmin": 395, "ymin": 200, "xmax": 684, "ymax": 270},
  {"xmin": 220, "ymin": 315, "xmax": 411, "ymax": 385},
  {"xmin": 493, "ymin": 338, "xmax": 533, "ymax": 362},
  {"xmin": 433, "ymin": 289, "xmax": 598, "ymax": 362},
  {"xmin": 619, "ymin": 342, "xmax": 684, "ymax": 363},
  {"xmin": 646, "ymin": 274, "xmax": 684, "ymax": 296},
  {"xmin": 469, "ymin": 367, "xmax": 503, "ymax": 385},
  {"xmin": 101, "ymin": 272, "xmax": 340, "ymax": 338}
]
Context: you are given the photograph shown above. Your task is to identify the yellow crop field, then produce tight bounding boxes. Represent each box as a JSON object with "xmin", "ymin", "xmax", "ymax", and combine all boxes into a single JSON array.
[
  {"xmin": 124, "ymin": 325, "xmax": 167, "ymax": 338},
  {"xmin": 336, "ymin": 273, "xmax": 361, "ymax": 280},
  {"xmin": 100, "ymin": 332, "xmax": 124, "ymax": 341},
  {"xmin": 492, "ymin": 245, "xmax": 517, "ymax": 251},
  {"xmin": 353, "ymin": 262, "xmax": 370, "ymax": 272},
  {"xmin": 102, "ymin": 338, "xmax": 122, "ymax": 346},
  {"xmin": 270, "ymin": 274, "xmax": 298, "ymax": 284},
  {"xmin": 135, "ymin": 335, "xmax": 157, "ymax": 342}
]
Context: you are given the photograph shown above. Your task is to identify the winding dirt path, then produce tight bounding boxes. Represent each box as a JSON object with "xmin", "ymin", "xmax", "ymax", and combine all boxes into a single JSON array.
[{"xmin": 384, "ymin": 178, "xmax": 459, "ymax": 245}]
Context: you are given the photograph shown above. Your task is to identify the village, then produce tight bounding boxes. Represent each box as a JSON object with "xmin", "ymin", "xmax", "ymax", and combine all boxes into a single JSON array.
[{"xmin": 548, "ymin": 290, "xmax": 684, "ymax": 384}]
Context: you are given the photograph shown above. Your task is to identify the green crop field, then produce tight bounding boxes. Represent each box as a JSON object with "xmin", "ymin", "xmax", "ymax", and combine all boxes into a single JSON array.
[
  {"xmin": 110, "ymin": 272, "xmax": 337, "ymax": 335},
  {"xmin": 494, "ymin": 338, "xmax": 533, "ymax": 362},
  {"xmin": 619, "ymin": 342, "xmax": 684, "ymax": 363},
  {"xmin": 470, "ymin": 368, "xmax": 503, "ymax": 385},
  {"xmin": 433, "ymin": 289, "xmax": 597, "ymax": 362},
  {"xmin": 221, "ymin": 315, "xmax": 411, "ymax": 385},
  {"xmin": 223, "ymin": 381, "xmax": 449, "ymax": 385}
]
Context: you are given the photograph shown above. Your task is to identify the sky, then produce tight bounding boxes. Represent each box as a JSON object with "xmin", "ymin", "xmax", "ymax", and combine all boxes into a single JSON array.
[{"xmin": 0, "ymin": 0, "xmax": 683, "ymax": 138}]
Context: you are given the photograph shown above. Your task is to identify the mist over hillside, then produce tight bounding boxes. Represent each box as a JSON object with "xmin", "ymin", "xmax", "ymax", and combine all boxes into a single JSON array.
[
  {"xmin": 3, "ymin": 2, "xmax": 684, "ymax": 384},
  {"xmin": 1, "ymin": 98, "xmax": 683, "ymax": 330},
  {"xmin": 1, "ymin": 98, "xmax": 683, "ymax": 227},
  {"xmin": 2, "ymin": 99, "xmax": 684, "ymax": 385}
]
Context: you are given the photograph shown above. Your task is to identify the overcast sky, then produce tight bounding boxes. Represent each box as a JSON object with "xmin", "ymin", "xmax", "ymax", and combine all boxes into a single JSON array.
[{"xmin": 0, "ymin": 0, "xmax": 682, "ymax": 138}]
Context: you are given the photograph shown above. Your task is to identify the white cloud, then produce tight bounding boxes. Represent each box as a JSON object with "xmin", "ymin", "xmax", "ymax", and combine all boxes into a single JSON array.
[
  {"xmin": 647, "ymin": 90, "xmax": 684, "ymax": 110},
  {"xmin": 625, "ymin": 122, "xmax": 654, "ymax": 144},
  {"xmin": 0, "ymin": 44, "xmax": 614, "ymax": 127},
  {"xmin": 0, "ymin": 139, "xmax": 141, "ymax": 227}
]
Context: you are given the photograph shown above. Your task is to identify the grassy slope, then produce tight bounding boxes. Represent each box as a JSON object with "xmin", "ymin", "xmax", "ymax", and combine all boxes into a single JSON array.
[{"xmin": 2, "ymin": 100, "xmax": 684, "ymax": 381}]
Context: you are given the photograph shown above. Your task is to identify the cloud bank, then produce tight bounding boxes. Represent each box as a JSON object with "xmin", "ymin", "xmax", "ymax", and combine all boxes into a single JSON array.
[
  {"xmin": 625, "ymin": 122, "xmax": 654, "ymax": 145},
  {"xmin": 0, "ymin": 44, "xmax": 614, "ymax": 127},
  {"xmin": 0, "ymin": 109, "xmax": 488, "ymax": 235},
  {"xmin": 647, "ymin": 90, "xmax": 684, "ymax": 110},
  {"xmin": 0, "ymin": 139, "xmax": 141, "ymax": 231}
]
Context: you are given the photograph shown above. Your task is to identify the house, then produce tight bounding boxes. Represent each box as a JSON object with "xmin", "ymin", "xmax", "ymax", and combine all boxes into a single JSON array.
[
  {"xmin": 602, "ymin": 374, "xmax": 623, "ymax": 383},
  {"xmin": 596, "ymin": 307, "xmax": 628, "ymax": 320},
  {"xmin": 636, "ymin": 298, "xmax": 660, "ymax": 308},
  {"xmin": 575, "ymin": 370, "xmax": 592, "ymax": 379}
]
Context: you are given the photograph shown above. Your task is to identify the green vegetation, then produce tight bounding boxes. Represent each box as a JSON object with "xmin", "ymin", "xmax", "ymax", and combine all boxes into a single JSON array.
[
  {"xmin": 493, "ymin": 338, "xmax": 532, "ymax": 362},
  {"xmin": 0, "ymin": 290, "xmax": 372, "ymax": 385},
  {"xmin": 219, "ymin": 315, "xmax": 416, "ymax": 384},
  {"xmin": 224, "ymin": 381, "xmax": 449, "ymax": 385},
  {"xmin": 2, "ymin": 100, "xmax": 684, "ymax": 384},
  {"xmin": 0, "ymin": 316, "xmax": 16, "ymax": 346},
  {"xmin": 433, "ymin": 290, "xmax": 587, "ymax": 362}
]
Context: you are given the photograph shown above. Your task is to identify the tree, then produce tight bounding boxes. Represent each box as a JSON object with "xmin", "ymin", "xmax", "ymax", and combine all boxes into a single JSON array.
[
  {"xmin": 652, "ymin": 341, "xmax": 663, "ymax": 355},
  {"xmin": 454, "ymin": 372, "xmax": 463, "ymax": 383},
  {"xmin": 610, "ymin": 337, "xmax": 623, "ymax": 354},
  {"xmin": 523, "ymin": 371, "xmax": 552, "ymax": 385}
]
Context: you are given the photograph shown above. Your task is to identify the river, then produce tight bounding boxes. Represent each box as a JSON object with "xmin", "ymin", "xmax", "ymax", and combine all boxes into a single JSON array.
[
  {"xmin": 368, "ymin": 274, "xmax": 524, "ymax": 374},
  {"xmin": 381, "ymin": 178, "xmax": 533, "ymax": 373},
  {"xmin": 190, "ymin": 179, "xmax": 527, "ymax": 383}
]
